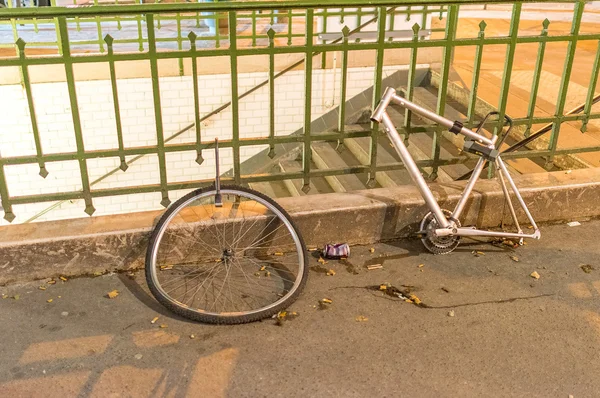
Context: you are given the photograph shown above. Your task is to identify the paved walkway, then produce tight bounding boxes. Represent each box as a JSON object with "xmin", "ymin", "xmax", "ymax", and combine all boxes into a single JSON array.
[{"xmin": 1, "ymin": 218, "xmax": 600, "ymax": 397}]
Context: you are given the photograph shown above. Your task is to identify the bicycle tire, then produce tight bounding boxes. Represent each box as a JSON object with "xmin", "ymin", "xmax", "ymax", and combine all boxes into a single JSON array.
[{"xmin": 145, "ymin": 184, "xmax": 308, "ymax": 324}]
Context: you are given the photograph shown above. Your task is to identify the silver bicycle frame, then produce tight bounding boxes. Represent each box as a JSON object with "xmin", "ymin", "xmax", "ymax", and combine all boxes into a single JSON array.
[{"xmin": 371, "ymin": 87, "xmax": 541, "ymax": 241}]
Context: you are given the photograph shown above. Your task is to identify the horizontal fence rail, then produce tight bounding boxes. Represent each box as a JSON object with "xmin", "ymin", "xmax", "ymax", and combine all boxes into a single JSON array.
[{"xmin": 0, "ymin": 0, "xmax": 599, "ymax": 223}]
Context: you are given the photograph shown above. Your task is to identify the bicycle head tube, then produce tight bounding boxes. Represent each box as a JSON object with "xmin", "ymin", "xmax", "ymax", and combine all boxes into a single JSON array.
[{"xmin": 371, "ymin": 87, "xmax": 396, "ymax": 123}]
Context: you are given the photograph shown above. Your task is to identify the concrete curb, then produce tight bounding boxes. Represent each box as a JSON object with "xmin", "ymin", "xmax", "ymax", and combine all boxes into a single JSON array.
[{"xmin": 1, "ymin": 168, "xmax": 599, "ymax": 284}]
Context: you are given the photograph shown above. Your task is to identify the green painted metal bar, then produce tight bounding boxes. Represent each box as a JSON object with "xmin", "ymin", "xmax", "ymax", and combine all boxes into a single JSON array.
[
  {"xmin": 51, "ymin": 0, "xmax": 63, "ymax": 55},
  {"xmin": 93, "ymin": 0, "xmax": 105, "ymax": 53},
  {"xmin": 302, "ymin": 8, "xmax": 314, "ymax": 193},
  {"xmin": 320, "ymin": 8, "xmax": 328, "ymax": 69},
  {"xmin": 403, "ymin": 22, "xmax": 420, "ymax": 144},
  {"xmin": 146, "ymin": 13, "xmax": 170, "ymax": 208},
  {"xmin": 229, "ymin": 10, "xmax": 241, "ymax": 185},
  {"xmin": 0, "ymin": 155, "xmax": 15, "ymax": 222},
  {"xmin": 136, "ymin": 0, "xmax": 144, "ymax": 52},
  {"xmin": 547, "ymin": 0, "xmax": 585, "ymax": 168},
  {"xmin": 104, "ymin": 34, "xmax": 128, "ymax": 173},
  {"xmin": 431, "ymin": 4, "xmax": 458, "ymax": 180},
  {"xmin": 252, "ymin": 10, "xmax": 257, "ymax": 47},
  {"xmin": 189, "ymin": 32, "xmax": 204, "ymax": 166},
  {"xmin": 16, "ymin": 38, "xmax": 48, "ymax": 179},
  {"xmin": 287, "ymin": 9, "xmax": 293, "ymax": 45},
  {"xmin": 177, "ymin": 12, "xmax": 183, "ymax": 76},
  {"xmin": 0, "ymin": 1, "xmax": 583, "ymax": 20},
  {"xmin": 524, "ymin": 18, "xmax": 549, "ymax": 137},
  {"xmin": 368, "ymin": 6, "xmax": 387, "ymax": 188},
  {"xmin": 580, "ymin": 40, "xmax": 600, "ymax": 133},
  {"xmin": 466, "ymin": 20, "xmax": 486, "ymax": 126},
  {"xmin": 337, "ymin": 25, "xmax": 350, "ymax": 149},
  {"xmin": 268, "ymin": 28, "xmax": 276, "ymax": 159},
  {"xmin": 489, "ymin": 2, "xmax": 521, "ymax": 178},
  {"xmin": 57, "ymin": 17, "xmax": 95, "ymax": 216}
]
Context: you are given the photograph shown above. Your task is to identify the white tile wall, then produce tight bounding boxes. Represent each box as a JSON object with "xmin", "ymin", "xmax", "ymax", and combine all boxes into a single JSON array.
[{"xmin": 0, "ymin": 65, "xmax": 403, "ymax": 225}]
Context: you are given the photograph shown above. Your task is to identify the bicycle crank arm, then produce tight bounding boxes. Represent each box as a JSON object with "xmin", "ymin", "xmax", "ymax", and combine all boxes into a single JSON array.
[{"xmin": 435, "ymin": 227, "xmax": 541, "ymax": 240}]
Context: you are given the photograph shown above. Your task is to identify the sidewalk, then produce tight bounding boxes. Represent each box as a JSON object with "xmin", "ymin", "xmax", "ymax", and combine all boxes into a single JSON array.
[{"xmin": 1, "ymin": 219, "xmax": 600, "ymax": 397}]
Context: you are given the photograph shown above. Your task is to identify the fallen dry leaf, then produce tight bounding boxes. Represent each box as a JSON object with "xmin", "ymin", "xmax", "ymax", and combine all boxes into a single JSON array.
[
  {"xmin": 151, "ymin": 316, "xmax": 159, "ymax": 324},
  {"xmin": 326, "ymin": 269, "xmax": 336, "ymax": 276},
  {"xmin": 409, "ymin": 294, "xmax": 422, "ymax": 305},
  {"xmin": 369, "ymin": 248, "xmax": 375, "ymax": 253},
  {"xmin": 472, "ymin": 251, "xmax": 485, "ymax": 257},
  {"xmin": 47, "ymin": 280, "xmax": 56, "ymax": 285},
  {"xmin": 379, "ymin": 284, "xmax": 387, "ymax": 291},
  {"xmin": 580, "ymin": 264, "xmax": 595, "ymax": 274},
  {"xmin": 13, "ymin": 294, "xmax": 20, "ymax": 300},
  {"xmin": 93, "ymin": 271, "xmax": 104, "ymax": 277},
  {"xmin": 418, "ymin": 264, "xmax": 424, "ymax": 268},
  {"xmin": 274, "ymin": 252, "xmax": 284, "ymax": 256},
  {"xmin": 59, "ymin": 276, "xmax": 68, "ymax": 282},
  {"xmin": 38, "ymin": 286, "xmax": 46, "ymax": 291},
  {"xmin": 530, "ymin": 271, "xmax": 540, "ymax": 280},
  {"xmin": 259, "ymin": 266, "xmax": 266, "ymax": 271},
  {"xmin": 47, "ymin": 299, "xmax": 53, "ymax": 303},
  {"xmin": 190, "ymin": 334, "xmax": 196, "ymax": 339},
  {"xmin": 1, "ymin": 294, "xmax": 8, "ymax": 299},
  {"xmin": 355, "ymin": 315, "xmax": 368, "ymax": 322},
  {"xmin": 318, "ymin": 257, "xmax": 328, "ymax": 265},
  {"xmin": 448, "ymin": 310, "xmax": 455, "ymax": 317},
  {"xmin": 254, "ymin": 272, "xmax": 261, "ymax": 277},
  {"xmin": 321, "ymin": 298, "xmax": 332, "ymax": 304},
  {"xmin": 510, "ymin": 256, "xmax": 520, "ymax": 262},
  {"xmin": 265, "ymin": 271, "xmax": 271, "ymax": 277},
  {"xmin": 159, "ymin": 324, "xmax": 168, "ymax": 329},
  {"xmin": 107, "ymin": 290, "xmax": 119, "ymax": 299}
]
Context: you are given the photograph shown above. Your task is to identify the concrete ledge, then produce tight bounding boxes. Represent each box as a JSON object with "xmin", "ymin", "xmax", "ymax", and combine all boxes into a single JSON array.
[{"xmin": 1, "ymin": 168, "xmax": 600, "ymax": 284}]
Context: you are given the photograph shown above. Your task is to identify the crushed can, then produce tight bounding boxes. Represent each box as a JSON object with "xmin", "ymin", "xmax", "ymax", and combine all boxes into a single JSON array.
[{"xmin": 322, "ymin": 243, "xmax": 350, "ymax": 259}]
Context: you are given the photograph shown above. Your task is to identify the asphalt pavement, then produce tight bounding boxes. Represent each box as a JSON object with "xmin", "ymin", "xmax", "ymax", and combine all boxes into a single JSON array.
[{"xmin": 1, "ymin": 219, "xmax": 600, "ymax": 397}]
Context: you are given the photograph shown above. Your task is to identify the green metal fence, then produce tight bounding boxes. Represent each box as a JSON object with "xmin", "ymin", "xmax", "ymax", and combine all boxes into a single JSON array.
[{"xmin": 0, "ymin": 0, "xmax": 599, "ymax": 222}]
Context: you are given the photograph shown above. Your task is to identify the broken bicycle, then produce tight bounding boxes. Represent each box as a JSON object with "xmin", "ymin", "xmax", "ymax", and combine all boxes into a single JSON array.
[
  {"xmin": 144, "ymin": 87, "xmax": 541, "ymax": 325},
  {"xmin": 371, "ymin": 87, "xmax": 541, "ymax": 254}
]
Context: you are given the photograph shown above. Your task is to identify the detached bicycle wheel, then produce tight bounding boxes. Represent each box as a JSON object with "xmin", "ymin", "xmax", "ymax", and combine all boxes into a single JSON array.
[{"xmin": 145, "ymin": 185, "xmax": 308, "ymax": 324}]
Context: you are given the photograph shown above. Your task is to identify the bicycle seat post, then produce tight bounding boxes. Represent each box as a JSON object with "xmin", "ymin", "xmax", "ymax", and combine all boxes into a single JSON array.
[{"xmin": 214, "ymin": 138, "xmax": 223, "ymax": 207}]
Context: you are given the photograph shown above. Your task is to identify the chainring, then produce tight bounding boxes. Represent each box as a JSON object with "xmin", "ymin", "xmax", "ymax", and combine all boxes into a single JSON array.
[{"xmin": 420, "ymin": 209, "xmax": 461, "ymax": 255}]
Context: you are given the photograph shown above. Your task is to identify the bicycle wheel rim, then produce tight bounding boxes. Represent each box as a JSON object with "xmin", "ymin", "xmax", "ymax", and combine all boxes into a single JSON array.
[{"xmin": 148, "ymin": 188, "xmax": 305, "ymax": 318}]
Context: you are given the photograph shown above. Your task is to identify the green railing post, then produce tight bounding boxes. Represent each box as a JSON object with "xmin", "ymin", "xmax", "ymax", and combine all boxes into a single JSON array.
[
  {"xmin": 581, "ymin": 39, "xmax": 600, "ymax": 134},
  {"xmin": 104, "ymin": 34, "xmax": 128, "ymax": 172},
  {"xmin": 267, "ymin": 28, "xmax": 276, "ymax": 159},
  {"xmin": 16, "ymin": 38, "xmax": 48, "ymax": 179},
  {"xmin": 57, "ymin": 17, "xmax": 95, "ymax": 216},
  {"xmin": 466, "ymin": 20, "xmax": 486, "ymax": 127},
  {"xmin": 146, "ymin": 13, "xmax": 171, "ymax": 208},
  {"xmin": 229, "ymin": 10, "xmax": 241, "ymax": 185},
  {"xmin": 336, "ymin": 25, "xmax": 350, "ymax": 150},
  {"xmin": 524, "ymin": 18, "xmax": 549, "ymax": 137},
  {"xmin": 302, "ymin": 8, "xmax": 314, "ymax": 193},
  {"xmin": 432, "ymin": 4, "xmax": 458, "ymax": 181},
  {"xmin": 403, "ymin": 22, "xmax": 420, "ymax": 145},
  {"xmin": 547, "ymin": 0, "xmax": 584, "ymax": 169},
  {"xmin": 368, "ymin": 6, "xmax": 387, "ymax": 188},
  {"xmin": 189, "ymin": 31, "xmax": 204, "ymax": 165}
]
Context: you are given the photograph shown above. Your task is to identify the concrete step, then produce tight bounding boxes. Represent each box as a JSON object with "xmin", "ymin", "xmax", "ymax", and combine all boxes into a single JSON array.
[
  {"xmin": 311, "ymin": 141, "xmax": 375, "ymax": 193},
  {"xmin": 249, "ymin": 181, "xmax": 291, "ymax": 199},
  {"xmin": 342, "ymin": 125, "xmax": 413, "ymax": 187},
  {"xmin": 279, "ymin": 159, "xmax": 335, "ymax": 196},
  {"xmin": 409, "ymin": 87, "xmax": 546, "ymax": 176},
  {"xmin": 385, "ymin": 106, "xmax": 456, "ymax": 182}
]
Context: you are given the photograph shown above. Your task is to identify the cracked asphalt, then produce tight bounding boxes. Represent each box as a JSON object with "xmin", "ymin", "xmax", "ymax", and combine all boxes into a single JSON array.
[{"xmin": 1, "ymin": 219, "xmax": 600, "ymax": 397}]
